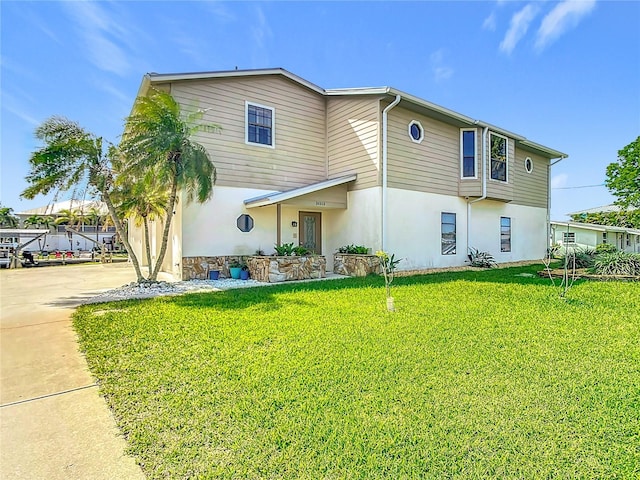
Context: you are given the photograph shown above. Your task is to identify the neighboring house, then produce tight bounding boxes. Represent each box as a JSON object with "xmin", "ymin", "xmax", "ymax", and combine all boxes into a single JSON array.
[
  {"xmin": 569, "ymin": 204, "xmax": 636, "ymax": 216},
  {"xmin": 128, "ymin": 68, "xmax": 567, "ymax": 280},
  {"xmin": 551, "ymin": 221, "xmax": 640, "ymax": 253},
  {"xmin": 16, "ymin": 200, "xmax": 118, "ymax": 251}
]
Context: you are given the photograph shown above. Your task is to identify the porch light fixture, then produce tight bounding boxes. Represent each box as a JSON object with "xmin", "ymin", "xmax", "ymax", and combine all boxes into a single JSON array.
[{"xmin": 291, "ymin": 221, "xmax": 298, "ymax": 227}]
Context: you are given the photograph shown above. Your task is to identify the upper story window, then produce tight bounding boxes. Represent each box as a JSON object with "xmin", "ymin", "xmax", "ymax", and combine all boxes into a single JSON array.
[
  {"xmin": 461, "ymin": 129, "xmax": 476, "ymax": 178},
  {"xmin": 408, "ymin": 120, "xmax": 424, "ymax": 143},
  {"xmin": 490, "ymin": 133, "xmax": 508, "ymax": 182},
  {"xmin": 246, "ymin": 102, "xmax": 274, "ymax": 147}
]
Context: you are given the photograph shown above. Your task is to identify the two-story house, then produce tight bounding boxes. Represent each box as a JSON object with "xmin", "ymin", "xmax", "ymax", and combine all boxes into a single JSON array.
[{"xmin": 127, "ymin": 68, "xmax": 567, "ymax": 280}]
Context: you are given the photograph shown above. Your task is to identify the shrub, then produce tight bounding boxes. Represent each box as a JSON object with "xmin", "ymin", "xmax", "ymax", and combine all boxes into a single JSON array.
[
  {"xmin": 293, "ymin": 246, "xmax": 310, "ymax": 256},
  {"xmin": 548, "ymin": 243, "xmax": 562, "ymax": 259},
  {"xmin": 592, "ymin": 252, "xmax": 640, "ymax": 276},
  {"xmin": 562, "ymin": 247, "xmax": 596, "ymax": 269},
  {"xmin": 273, "ymin": 243, "xmax": 295, "ymax": 256},
  {"xmin": 595, "ymin": 243, "xmax": 617, "ymax": 254},
  {"xmin": 337, "ymin": 244, "xmax": 369, "ymax": 254},
  {"xmin": 468, "ymin": 247, "xmax": 497, "ymax": 268}
]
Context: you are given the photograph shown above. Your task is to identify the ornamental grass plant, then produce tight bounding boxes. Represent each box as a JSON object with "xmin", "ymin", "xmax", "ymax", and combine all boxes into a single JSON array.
[{"xmin": 74, "ymin": 264, "xmax": 640, "ymax": 479}]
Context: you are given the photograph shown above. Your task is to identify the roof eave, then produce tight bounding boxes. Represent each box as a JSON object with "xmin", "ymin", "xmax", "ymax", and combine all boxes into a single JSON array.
[
  {"xmin": 244, "ymin": 174, "xmax": 357, "ymax": 208},
  {"xmin": 146, "ymin": 68, "xmax": 326, "ymax": 95}
]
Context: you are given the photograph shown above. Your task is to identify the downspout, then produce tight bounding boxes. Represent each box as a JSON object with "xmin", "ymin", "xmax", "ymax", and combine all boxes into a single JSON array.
[
  {"xmin": 547, "ymin": 155, "xmax": 567, "ymax": 251},
  {"xmin": 381, "ymin": 94, "xmax": 401, "ymax": 251},
  {"xmin": 466, "ymin": 125, "xmax": 489, "ymax": 256}
]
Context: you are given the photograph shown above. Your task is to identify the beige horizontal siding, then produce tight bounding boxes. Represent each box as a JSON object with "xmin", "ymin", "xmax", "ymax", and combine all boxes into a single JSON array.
[
  {"xmin": 512, "ymin": 150, "xmax": 549, "ymax": 208},
  {"xmin": 327, "ymin": 97, "xmax": 380, "ymax": 190},
  {"xmin": 169, "ymin": 75, "xmax": 327, "ymax": 192},
  {"xmin": 386, "ymin": 108, "xmax": 459, "ymax": 195}
]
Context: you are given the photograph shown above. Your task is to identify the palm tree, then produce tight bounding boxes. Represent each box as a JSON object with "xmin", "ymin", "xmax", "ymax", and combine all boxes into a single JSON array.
[
  {"xmin": 121, "ymin": 89, "xmax": 220, "ymax": 281},
  {"xmin": 84, "ymin": 205, "xmax": 103, "ymax": 243},
  {"xmin": 0, "ymin": 206, "xmax": 19, "ymax": 228},
  {"xmin": 55, "ymin": 208, "xmax": 84, "ymax": 249},
  {"xmin": 24, "ymin": 215, "xmax": 55, "ymax": 251},
  {"xmin": 23, "ymin": 215, "xmax": 44, "ymax": 229},
  {"xmin": 21, "ymin": 116, "xmax": 145, "ymax": 282},
  {"xmin": 115, "ymin": 175, "xmax": 169, "ymax": 277}
]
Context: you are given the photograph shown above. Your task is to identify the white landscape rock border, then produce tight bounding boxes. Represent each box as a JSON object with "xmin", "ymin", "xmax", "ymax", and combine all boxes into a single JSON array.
[{"xmin": 85, "ymin": 278, "xmax": 269, "ymax": 304}]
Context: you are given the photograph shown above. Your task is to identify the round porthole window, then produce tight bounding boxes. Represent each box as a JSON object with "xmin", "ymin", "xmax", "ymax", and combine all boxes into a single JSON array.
[
  {"xmin": 524, "ymin": 157, "xmax": 533, "ymax": 173},
  {"xmin": 408, "ymin": 120, "xmax": 424, "ymax": 144}
]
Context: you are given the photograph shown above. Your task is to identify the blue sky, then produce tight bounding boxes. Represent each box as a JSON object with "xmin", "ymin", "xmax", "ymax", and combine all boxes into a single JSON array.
[{"xmin": 1, "ymin": 0, "xmax": 638, "ymax": 220}]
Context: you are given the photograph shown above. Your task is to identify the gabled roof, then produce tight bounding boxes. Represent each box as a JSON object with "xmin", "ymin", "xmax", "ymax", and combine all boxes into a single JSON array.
[
  {"xmin": 138, "ymin": 67, "xmax": 567, "ymax": 160},
  {"xmin": 551, "ymin": 220, "xmax": 640, "ymax": 235},
  {"xmin": 17, "ymin": 200, "xmax": 107, "ymax": 216},
  {"xmin": 244, "ymin": 174, "xmax": 357, "ymax": 208},
  {"xmin": 569, "ymin": 204, "xmax": 637, "ymax": 215}
]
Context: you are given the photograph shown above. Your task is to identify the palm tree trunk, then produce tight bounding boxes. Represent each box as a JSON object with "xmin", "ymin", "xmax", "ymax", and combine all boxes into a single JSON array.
[
  {"xmin": 102, "ymin": 192, "xmax": 145, "ymax": 282},
  {"xmin": 143, "ymin": 217, "xmax": 152, "ymax": 277},
  {"xmin": 149, "ymin": 178, "xmax": 178, "ymax": 281}
]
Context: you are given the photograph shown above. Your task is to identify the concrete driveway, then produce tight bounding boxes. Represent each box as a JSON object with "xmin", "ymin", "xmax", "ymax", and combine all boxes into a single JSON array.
[{"xmin": 1, "ymin": 263, "xmax": 145, "ymax": 479}]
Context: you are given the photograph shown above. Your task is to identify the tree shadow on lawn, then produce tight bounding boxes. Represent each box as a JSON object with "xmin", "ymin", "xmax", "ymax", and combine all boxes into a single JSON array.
[{"xmin": 169, "ymin": 263, "xmax": 564, "ymax": 311}]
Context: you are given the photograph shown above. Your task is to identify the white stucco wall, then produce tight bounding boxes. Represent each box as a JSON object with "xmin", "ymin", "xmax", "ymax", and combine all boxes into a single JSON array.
[
  {"xmin": 384, "ymin": 189, "xmax": 547, "ymax": 270},
  {"xmin": 181, "ymin": 186, "xmax": 279, "ymax": 257},
  {"xmin": 385, "ymin": 189, "xmax": 469, "ymax": 269},
  {"xmin": 469, "ymin": 201, "xmax": 547, "ymax": 262},
  {"xmin": 324, "ymin": 188, "xmax": 382, "ymax": 258}
]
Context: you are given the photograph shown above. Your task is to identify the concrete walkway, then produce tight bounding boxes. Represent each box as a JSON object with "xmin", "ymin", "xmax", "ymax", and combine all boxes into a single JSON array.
[{"xmin": 1, "ymin": 263, "xmax": 145, "ymax": 479}]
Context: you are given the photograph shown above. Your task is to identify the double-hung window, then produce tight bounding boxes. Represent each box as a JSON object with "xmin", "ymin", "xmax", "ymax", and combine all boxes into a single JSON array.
[
  {"xmin": 490, "ymin": 133, "xmax": 508, "ymax": 182},
  {"xmin": 441, "ymin": 212, "xmax": 456, "ymax": 255},
  {"xmin": 246, "ymin": 102, "xmax": 274, "ymax": 147},
  {"xmin": 500, "ymin": 217, "xmax": 511, "ymax": 252},
  {"xmin": 461, "ymin": 129, "xmax": 476, "ymax": 178}
]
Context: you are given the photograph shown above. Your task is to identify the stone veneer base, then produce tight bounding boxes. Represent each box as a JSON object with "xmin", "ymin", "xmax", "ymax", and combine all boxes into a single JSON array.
[
  {"xmin": 182, "ymin": 255, "xmax": 326, "ymax": 282},
  {"xmin": 333, "ymin": 254, "xmax": 381, "ymax": 277}
]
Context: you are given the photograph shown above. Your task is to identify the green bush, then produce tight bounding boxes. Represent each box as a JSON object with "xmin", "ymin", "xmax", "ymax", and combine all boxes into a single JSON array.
[
  {"xmin": 562, "ymin": 247, "xmax": 596, "ymax": 269},
  {"xmin": 595, "ymin": 243, "xmax": 617, "ymax": 254},
  {"xmin": 592, "ymin": 251, "xmax": 640, "ymax": 276},
  {"xmin": 468, "ymin": 247, "xmax": 497, "ymax": 268},
  {"xmin": 337, "ymin": 244, "xmax": 369, "ymax": 254},
  {"xmin": 273, "ymin": 243, "xmax": 295, "ymax": 256},
  {"xmin": 293, "ymin": 246, "xmax": 310, "ymax": 256}
]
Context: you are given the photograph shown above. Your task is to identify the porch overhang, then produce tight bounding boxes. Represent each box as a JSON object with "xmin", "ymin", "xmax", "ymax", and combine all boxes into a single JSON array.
[{"xmin": 243, "ymin": 174, "xmax": 357, "ymax": 209}]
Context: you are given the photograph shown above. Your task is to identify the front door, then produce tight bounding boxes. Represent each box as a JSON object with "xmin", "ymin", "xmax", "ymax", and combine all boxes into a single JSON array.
[{"xmin": 299, "ymin": 212, "xmax": 322, "ymax": 254}]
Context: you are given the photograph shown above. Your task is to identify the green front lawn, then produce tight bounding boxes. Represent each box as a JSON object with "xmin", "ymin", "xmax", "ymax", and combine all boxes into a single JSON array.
[{"xmin": 74, "ymin": 265, "xmax": 640, "ymax": 479}]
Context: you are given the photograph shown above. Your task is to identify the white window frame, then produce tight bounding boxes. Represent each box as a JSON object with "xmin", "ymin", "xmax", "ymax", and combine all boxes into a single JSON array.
[
  {"xmin": 563, "ymin": 232, "xmax": 576, "ymax": 244},
  {"xmin": 524, "ymin": 156, "xmax": 533, "ymax": 174},
  {"xmin": 500, "ymin": 216, "xmax": 511, "ymax": 252},
  {"xmin": 408, "ymin": 120, "xmax": 424, "ymax": 144},
  {"xmin": 245, "ymin": 101, "xmax": 275, "ymax": 149},
  {"xmin": 489, "ymin": 132, "xmax": 509, "ymax": 183},
  {"xmin": 441, "ymin": 212, "xmax": 457, "ymax": 255},
  {"xmin": 460, "ymin": 128, "xmax": 477, "ymax": 179}
]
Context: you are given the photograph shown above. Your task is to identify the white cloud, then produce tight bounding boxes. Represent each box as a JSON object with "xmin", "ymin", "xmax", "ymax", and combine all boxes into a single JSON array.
[
  {"xmin": 483, "ymin": 12, "xmax": 497, "ymax": 31},
  {"xmin": 430, "ymin": 49, "xmax": 454, "ymax": 82},
  {"xmin": 62, "ymin": 2, "xmax": 135, "ymax": 76},
  {"xmin": 551, "ymin": 174, "xmax": 569, "ymax": 189},
  {"xmin": 500, "ymin": 4, "xmax": 539, "ymax": 54},
  {"xmin": 1, "ymin": 92, "xmax": 40, "ymax": 126},
  {"xmin": 205, "ymin": 2, "xmax": 237, "ymax": 23},
  {"xmin": 250, "ymin": 5, "xmax": 273, "ymax": 67},
  {"xmin": 535, "ymin": 0, "xmax": 597, "ymax": 52}
]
